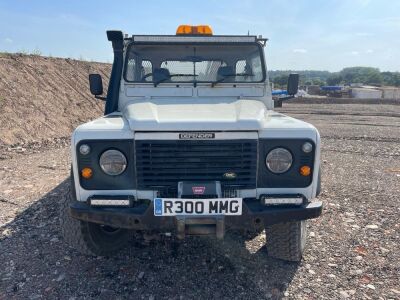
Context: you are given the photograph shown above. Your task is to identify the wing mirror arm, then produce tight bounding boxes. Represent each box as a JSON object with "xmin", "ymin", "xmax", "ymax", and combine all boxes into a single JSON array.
[{"xmin": 95, "ymin": 95, "xmax": 107, "ymax": 101}]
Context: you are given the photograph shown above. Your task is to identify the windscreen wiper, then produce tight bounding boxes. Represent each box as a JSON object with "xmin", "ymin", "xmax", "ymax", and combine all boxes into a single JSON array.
[
  {"xmin": 154, "ymin": 74, "xmax": 198, "ymax": 87},
  {"xmin": 211, "ymin": 73, "xmax": 253, "ymax": 87}
]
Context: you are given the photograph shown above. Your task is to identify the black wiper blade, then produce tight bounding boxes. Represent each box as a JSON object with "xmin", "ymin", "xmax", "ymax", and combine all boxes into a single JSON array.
[
  {"xmin": 211, "ymin": 73, "xmax": 253, "ymax": 87},
  {"xmin": 153, "ymin": 74, "xmax": 197, "ymax": 87}
]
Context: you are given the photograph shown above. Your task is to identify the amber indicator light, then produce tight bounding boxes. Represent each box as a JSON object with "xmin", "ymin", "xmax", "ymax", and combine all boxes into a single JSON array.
[
  {"xmin": 299, "ymin": 166, "xmax": 311, "ymax": 176},
  {"xmin": 81, "ymin": 167, "xmax": 93, "ymax": 179}
]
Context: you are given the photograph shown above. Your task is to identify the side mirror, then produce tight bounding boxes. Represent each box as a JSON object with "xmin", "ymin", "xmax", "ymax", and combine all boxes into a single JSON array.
[
  {"xmin": 89, "ymin": 74, "xmax": 104, "ymax": 96},
  {"xmin": 287, "ymin": 73, "xmax": 299, "ymax": 95}
]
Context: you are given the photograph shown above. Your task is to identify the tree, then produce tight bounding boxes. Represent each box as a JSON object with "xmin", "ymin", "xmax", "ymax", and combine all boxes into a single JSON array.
[
  {"xmin": 272, "ymin": 74, "xmax": 288, "ymax": 87},
  {"xmin": 326, "ymin": 73, "xmax": 343, "ymax": 86},
  {"xmin": 381, "ymin": 72, "xmax": 400, "ymax": 87},
  {"xmin": 312, "ymin": 78, "xmax": 326, "ymax": 86},
  {"xmin": 269, "ymin": 68, "xmax": 399, "ymax": 87},
  {"xmin": 340, "ymin": 67, "xmax": 382, "ymax": 85}
]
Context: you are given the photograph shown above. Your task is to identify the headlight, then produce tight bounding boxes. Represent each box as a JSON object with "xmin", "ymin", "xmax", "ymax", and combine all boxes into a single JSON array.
[
  {"xmin": 99, "ymin": 149, "xmax": 127, "ymax": 176},
  {"xmin": 266, "ymin": 148, "xmax": 293, "ymax": 174}
]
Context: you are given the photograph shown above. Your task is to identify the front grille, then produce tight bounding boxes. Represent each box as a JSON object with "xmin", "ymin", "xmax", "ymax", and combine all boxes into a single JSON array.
[
  {"xmin": 135, "ymin": 139, "xmax": 257, "ymax": 194},
  {"xmin": 222, "ymin": 188, "xmax": 239, "ymax": 198}
]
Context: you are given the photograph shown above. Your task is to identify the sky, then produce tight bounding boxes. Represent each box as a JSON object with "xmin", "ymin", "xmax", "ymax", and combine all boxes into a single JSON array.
[{"xmin": 0, "ymin": 0, "xmax": 399, "ymax": 72}]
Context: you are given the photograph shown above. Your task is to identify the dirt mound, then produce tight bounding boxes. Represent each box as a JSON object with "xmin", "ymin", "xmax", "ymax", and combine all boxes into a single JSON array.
[{"xmin": 0, "ymin": 53, "xmax": 111, "ymax": 146}]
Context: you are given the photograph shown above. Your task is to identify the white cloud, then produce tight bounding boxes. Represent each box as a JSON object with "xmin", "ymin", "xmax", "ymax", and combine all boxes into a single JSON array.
[
  {"xmin": 351, "ymin": 51, "xmax": 359, "ymax": 55},
  {"xmin": 366, "ymin": 49, "xmax": 374, "ymax": 54},
  {"xmin": 293, "ymin": 49, "xmax": 307, "ymax": 53},
  {"xmin": 4, "ymin": 38, "xmax": 13, "ymax": 44}
]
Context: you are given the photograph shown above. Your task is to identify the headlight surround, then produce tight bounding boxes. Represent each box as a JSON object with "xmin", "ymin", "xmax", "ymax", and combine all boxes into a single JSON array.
[
  {"xmin": 266, "ymin": 148, "xmax": 293, "ymax": 174},
  {"xmin": 99, "ymin": 149, "xmax": 127, "ymax": 176}
]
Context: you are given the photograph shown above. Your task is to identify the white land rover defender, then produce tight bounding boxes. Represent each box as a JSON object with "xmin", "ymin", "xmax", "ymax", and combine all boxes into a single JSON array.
[{"xmin": 61, "ymin": 25, "xmax": 322, "ymax": 262}]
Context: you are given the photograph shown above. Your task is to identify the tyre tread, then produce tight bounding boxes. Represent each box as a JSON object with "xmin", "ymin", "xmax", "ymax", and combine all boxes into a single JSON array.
[
  {"xmin": 59, "ymin": 182, "xmax": 94, "ymax": 256},
  {"xmin": 266, "ymin": 221, "xmax": 306, "ymax": 262}
]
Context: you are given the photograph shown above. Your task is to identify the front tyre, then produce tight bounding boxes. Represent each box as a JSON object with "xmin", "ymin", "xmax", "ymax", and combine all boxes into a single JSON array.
[
  {"xmin": 265, "ymin": 221, "xmax": 307, "ymax": 262},
  {"xmin": 60, "ymin": 175, "xmax": 131, "ymax": 256}
]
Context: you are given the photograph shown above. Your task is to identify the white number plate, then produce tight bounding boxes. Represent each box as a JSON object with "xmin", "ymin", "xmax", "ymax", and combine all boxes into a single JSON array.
[{"xmin": 153, "ymin": 198, "xmax": 243, "ymax": 216}]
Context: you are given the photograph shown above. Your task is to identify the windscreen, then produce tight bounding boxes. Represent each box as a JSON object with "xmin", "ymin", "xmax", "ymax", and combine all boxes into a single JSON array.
[{"xmin": 124, "ymin": 43, "xmax": 265, "ymax": 84}]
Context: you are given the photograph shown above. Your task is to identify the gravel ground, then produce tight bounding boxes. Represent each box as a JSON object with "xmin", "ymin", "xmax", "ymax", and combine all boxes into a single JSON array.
[{"xmin": 0, "ymin": 103, "xmax": 399, "ymax": 299}]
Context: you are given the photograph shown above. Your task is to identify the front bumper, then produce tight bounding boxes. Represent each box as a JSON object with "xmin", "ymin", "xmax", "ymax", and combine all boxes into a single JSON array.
[{"xmin": 70, "ymin": 199, "xmax": 322, "ymax": 236}]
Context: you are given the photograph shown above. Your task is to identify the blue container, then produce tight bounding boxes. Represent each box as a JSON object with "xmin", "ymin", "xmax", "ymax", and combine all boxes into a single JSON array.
[
  {"xmin": 321, "ymin": 86, "xmax": 342, "ymax": 91},
  {"xmin": 272, "ymin": 90, "xmax": 288, "ymax": 95}
]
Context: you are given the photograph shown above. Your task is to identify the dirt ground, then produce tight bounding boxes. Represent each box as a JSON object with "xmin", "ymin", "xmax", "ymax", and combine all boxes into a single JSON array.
[
  {"xmin": 0, "ymin": 54, "xmax": 107, "ymax": 146},
  {"xmin": 0, "ymin": 103, "xmax": 399, "ymax": 299}
]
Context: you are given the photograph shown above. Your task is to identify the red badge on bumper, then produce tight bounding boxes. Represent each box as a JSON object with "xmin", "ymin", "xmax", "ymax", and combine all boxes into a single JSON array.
[{"xmin": 192, "ymin": 186, "xmax": 206, "ymax": 195}]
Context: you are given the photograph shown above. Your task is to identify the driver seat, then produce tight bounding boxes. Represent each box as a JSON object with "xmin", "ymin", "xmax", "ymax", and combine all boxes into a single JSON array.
[
  {"xmin": 216, "ymin": 66, "xmax": 234, "ymax": 81},
  {"xmin": 153, "ymin": 68, "xmax": 171, "ymax": 83}
]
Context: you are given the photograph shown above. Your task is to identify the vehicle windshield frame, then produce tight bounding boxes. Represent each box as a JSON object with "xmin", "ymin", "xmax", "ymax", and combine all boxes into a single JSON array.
[{"xmin": 123, "ymin": 41, "xmax": 267, "ymax": 84}]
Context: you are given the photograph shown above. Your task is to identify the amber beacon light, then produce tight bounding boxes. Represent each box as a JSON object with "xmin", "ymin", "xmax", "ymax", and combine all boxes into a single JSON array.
[{"xmin": 176, "ymin": 25, "xmax": 213, "ymax": 35}]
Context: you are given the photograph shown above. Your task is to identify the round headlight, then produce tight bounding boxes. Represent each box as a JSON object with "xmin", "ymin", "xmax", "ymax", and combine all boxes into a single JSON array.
[
  {"xmin": 99, "ymin": 150, "xmax": 127, "ymax": 176},
  {"xmin": 266, "ymin": 148, "xmax": 293, "ymax": 174}
]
